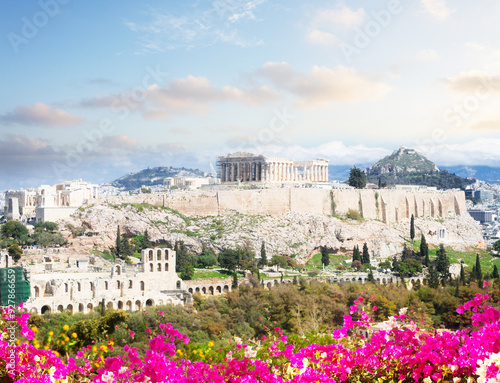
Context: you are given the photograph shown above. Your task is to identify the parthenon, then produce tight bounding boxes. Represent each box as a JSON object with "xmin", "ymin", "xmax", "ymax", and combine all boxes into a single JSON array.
[{"xmin": 218, "ymin": 152, "xmax": 329, "ymax": 183}]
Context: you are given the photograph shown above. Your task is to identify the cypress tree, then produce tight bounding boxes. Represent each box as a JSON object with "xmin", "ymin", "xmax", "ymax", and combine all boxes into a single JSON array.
[
  {"xmin": 455, "ymin": 278, "xmax": 460, "ymax": 297},
  {"xmin": 352, "ymin": 245, "xmax": 361, "ymax": 263},
  {"xmin": 259, "ymin": 241, "xmax": 267, "ymax": 267},
  {"xmin": 475, "ymin": 254, "xmax": 482, "ymax": 284},
  {"xmin": 362, "ymin": 243, "xmax": 370, "ymax": 264},
  {"xmin": 410, "ymin": 214, "xmax": 415, "ymax": 242},
  {"xmin": 436, "ymin": 244, "xmax": 451, "ymax": 285},
  {"xmin": 420, "ymin": 234, "xmax": 429, "ymax": 263},
  {"xmin": 460, "ymin": 263, "xmax": 465, "ymax": 285},
  {"xmin": 428, "ymin": 265, "xmax": 440, "ymax": 289},
  {"xmin": 492, "ymin": 264, "xmax": 499, "ymax": 280},
  {"xmin": 321, "ymin": 246, "xmax": 330, "ymax": 267},
  {"xmin": 142, "ymin": 229, "xmax": 152, "ymax": 249},
  {"xmin": 367, "ymin": 269, "xmax": 375, "ymax": 282},
  {"xmin": 232, "ymin": 272, "xmax": 238, "ymax": 289},
  {"xmin": 115, "ymin": 226, "xmax": 122, "ymax": 256}
]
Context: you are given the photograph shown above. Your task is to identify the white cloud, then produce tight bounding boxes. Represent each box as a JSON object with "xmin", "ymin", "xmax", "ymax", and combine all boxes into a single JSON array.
[
  {"xmin": 306, "ymin": 29, "xmax": 340, "ymax": 46},
  {"xmin": 258, "ymin": 62, "xmax": 390, "ymax": 108},
  {"xmin": 444, "ymin": 71, "xmax": 500, "ymax": 93},
  {"xmin": 465, "ymin": 42, "xmax": 485, "ymax": 51},
  {"xmin": 416, "ymin": 49, "xmax": 439, "ymax": 62},
  {"xmin": 416, "ymin": 138, "xmax": 500, "ymax": 166},
  {"xmin": 0, "ymin": 102, "xmax": 83, "ymax": 127},
  {"xmin": 420, "ymin": 0, "xmax": 454, "ymax": 21},
  {"xmin": 315, "ymin": 5, "xmax": 367, "ymax": 30}
]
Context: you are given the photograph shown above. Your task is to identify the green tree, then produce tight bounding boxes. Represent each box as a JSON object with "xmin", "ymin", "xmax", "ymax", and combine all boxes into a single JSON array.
[
  {"xmin": 115, "ymin": 226, "xmax": 122, "ymax": 256},
  {"xmin": 352, "ymin": 245, "xmax": 361, "ymax": 263},
  {"xmin": 175, "ymin": 241, "xmax": 190, "ymax": 272},
  {"xmin": 198, "ymin": 247, "xmax": 217, "ymax": 268},
  {"xmin": 428, "ymin": 265, "xmax": 440, "ymax": 289},
  {"xmin": 493, "ymin": 240, "xmax": 500, "ymax": 253},
  {"xmin": 142, "ymin": 229, "xmax": 152, "ymax": 249},
  {"xmin": 435, "ymin": 244, "xmax": 451, "ymax": 285},
  {"xmin": 367, "ymin": 269, "xmax": 375, "ymax": 282},
  {"xmin": 475, "ymin": 254, "xmax": 483, "ymax": 284},
  {"xmin": 321, "ymin": 246, "xmax": 330, "ymax": 267},
  {"xmin": 180, "ymin": 265, "xmax": 194, "ymax": 280},
  {"xmin": 410, "ymin": 214, "xmax": 415, "ymax": 242},
  {"xmin": 493, "ymin": 264, "xmax": 499, "ymax": 280},
  {"xmin": 218, "ymin": 248, "xmax": 239, "ymax": 272},
  {"xmin": 420, "ymin": 234, "xmax": 429, "ymax": 266},
  {"xmin": 232, "ymin": 272, "xmax": 238, "ymax": 289},
  {"xmin": 120, "ymin": 235, "xmax": 133, "ymax": 258},
  {"xmin": 8, "ymin": 243, "xmax": 23, "ymax": 262},
  {"xmin": 258, "ymin": 241, "xmax": 267, "ymax": 268},
  {"xmin": 348, "ymin": 167, "xmax": 367, "ymax": 189},
  {"xmin": 1, "ymin": 221, "xmax": 28, "ymax": 241},
  {"xmin": 362, "ymin": 243, "xmax": 370, "ymax": 264},
  {"xmin": 460, "ymin": 263, "xmax": 466, "ymax": 285}
]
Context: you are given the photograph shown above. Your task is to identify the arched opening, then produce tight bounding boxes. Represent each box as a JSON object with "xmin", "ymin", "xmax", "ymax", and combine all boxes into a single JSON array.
[
  {"xmin": 117, "ymin": 280, "xmax": 120, "ymax": 289},
  {"xmin": 78, "ymin": 303, "xmax": 84, "ymax": 312},
  {"xmin": 157, "ymin": 263, "xmax": 161, "ymax": 272},
  {"xmin": 105, "ymin": 281, "xmax": 109, "ymax": 290},
  {"xmin": 176, "ymin": 281, "xmax": 181, "ymax": 289},
  {"xmin": 41, "ymin": 305, "xmax": 51, "ymax": 314},
  {"xmin": 165, "ymin": 251, "xmax": 169, "ymax": 261},
  {"xmin": 129, "ymin": 280, "xmax": 133, "ymax": 289},
  {"xmin": 90, "ymin": 282, "xmax": 94, "ymax": 291},
  {"xmin": 209, "ymin": 286, "xmax": 214, "ymax": 295},
  {"xmin": 430, "ymin": 200, "xmax": 435, "ymax": 218},
  {"xmin": 146, "ymin": 299, "xmax": 154, "ymax": 307},
  {"xmin": 140, "ymin": 281, "xmax": 145, "ymax": 291},
  {"xmin": 126, "ymin": 301, "xmax": 132, "ymax": 311},
  {"xmin": 135, "ymin": 300, "xmax": 142, "ymax": 311},
  {"xmin": 216, "ymin": 286, "xmax": 222, "ymax": 294},
  {"xmin": 188, "ymin": 288, "xmax": 193, "ymax": 294},
  {"xmin": 67, "ymin": 304, "xmax": 73, "ymax": 313},
  {"xmin": 202, "ymin": 287, "xmax": 207, "ymax": 295},
  {"xmin": 77, "ymin": 282, "xmax": 81, "ymax": 292},
  {"xmin": 118, "ymin": 301, "xmax": 123, "ymax": 309},
  {"xmin": 106, "ymin": 302, "xmax": 113, "ymax": 309},
  {"xmin": 414, "ymin": 197, "xmax": 419, "ymax": 218},
  {"xmin": 405, "ymin": 198, "xmax": 410, "ymax": 219},
  {"xmin": 165, "ymin": 263, "xmax": 169, "ymax": 272},
  {"xmin": 149, "ymin": 250, "xmax": 153, "ymax": 261},
  {"xmin": 150, "ymin": 263, "xmax": 154, "ymax": 272},
  {"xmin": 438, "ymin": 199, "xmax": 443, "ymax": 217},
  {"xmin": 266, "ymin": 282, "xmax": 272, "ymax": 289},
  {"xmin": 157, "ymin": 249, "xmax": 162, "ymax": 260},
  {"xmin": 64, "ymin": 283, "xmax": 68, "ymax": 293},
  {"xmin": 34, "ymin": 286, "xmax": 40, "ymax": 298},
  {"xmin": 87, "ymin": 303, "xmax": 93, "ymax": 312},
  {"xmin": 116, "ymin": 266, "xmax": 121, "ymax": 275},
  {"xmin": 57, "ymin": 305, "xmax": 63, "ymax": 312},
  {"xmin": 195, "ymin": 287, "xmax": 200, "ymax": 293},
  {"xmin": 454, "ymin": 196, "xmax": 461, "ymax": 215}
]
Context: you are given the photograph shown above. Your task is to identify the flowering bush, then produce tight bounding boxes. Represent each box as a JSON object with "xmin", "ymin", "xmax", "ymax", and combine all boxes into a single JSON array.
[{"xmin": 1, "ymin": 293, "xmax": 500, "ymax": 382}]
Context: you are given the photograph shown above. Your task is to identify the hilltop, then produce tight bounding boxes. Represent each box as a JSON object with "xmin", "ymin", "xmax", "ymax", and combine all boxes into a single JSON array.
[
  {"xmin": 366, "ymin": 147, "xmax": 474, "ymax": 189},
  {"xmin": 111, "ymin": 166, "xmax": 206, "ymax": 190}
]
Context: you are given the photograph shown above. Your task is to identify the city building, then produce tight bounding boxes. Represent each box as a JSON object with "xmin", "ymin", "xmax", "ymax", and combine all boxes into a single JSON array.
[
  {"xmin": 217, "ymin": 152, "xmax": 329, "ymax": 184},
  {"xmin": 468, "ymin": 209, "xmax": 494, "ymax": 223}
]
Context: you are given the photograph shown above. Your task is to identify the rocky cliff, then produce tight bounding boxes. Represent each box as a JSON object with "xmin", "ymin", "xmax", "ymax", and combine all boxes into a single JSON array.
[{"xmin": 62, "ymin": 201, "xmax": 485, "ymax": 264}]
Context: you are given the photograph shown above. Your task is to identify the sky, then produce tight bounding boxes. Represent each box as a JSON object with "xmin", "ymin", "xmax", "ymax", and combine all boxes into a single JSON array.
[{"xmin": 1, "ymin": 0, "xmax": 500, "ymax": 190}]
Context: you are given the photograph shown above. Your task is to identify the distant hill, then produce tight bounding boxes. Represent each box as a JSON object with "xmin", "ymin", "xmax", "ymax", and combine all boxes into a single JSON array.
[
  {"xmin": 440, "ymin": 165, "xmax": 500, "ymax": 184},
  {"xmin": 366, "ymin": 147, "xmax": 473, "ymax": 189},
  {"xmin": 111, "ymin": 166, "xmax": 206, "ymax": 190}
]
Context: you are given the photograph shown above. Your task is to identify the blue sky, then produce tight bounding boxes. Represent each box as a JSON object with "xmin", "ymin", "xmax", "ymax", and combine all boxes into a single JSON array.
[{"xmin": 1, "ymin": 0, "xmax": 500, "ymax": 189}]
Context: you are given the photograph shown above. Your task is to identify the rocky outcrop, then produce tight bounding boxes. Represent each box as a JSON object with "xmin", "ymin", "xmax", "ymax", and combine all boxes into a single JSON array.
[{"xmin": 62, "ymin": 201, "xmax": 485, "ymax": 265}]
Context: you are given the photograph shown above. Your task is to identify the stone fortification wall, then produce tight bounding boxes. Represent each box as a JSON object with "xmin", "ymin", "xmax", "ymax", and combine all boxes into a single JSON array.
[{"xmin": 97, "ymin": 189, "xmax": 466, "ymax": 223}]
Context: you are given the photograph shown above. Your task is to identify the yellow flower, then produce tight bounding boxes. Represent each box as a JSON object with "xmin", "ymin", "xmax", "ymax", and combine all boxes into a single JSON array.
[
  {"xmin": 49, "ymin": 331, "xmax": 54, "ymax": 337},
  {"xmin": 71, "ymin": 333, "xmax": 77, "ymax": 338},
  {"xmin": 177, "ymin": 349, "xmax": 183, "ymax": 355},
  {"xmin": 32, "ymin": 326, "xmax": 38, "ymax": 333},
  {"xmin": 62, "ymin": 325, "xmax": 69, "ymax": 331},
  {"xmin": 64, "ymin": 336, "xmax": 70, "ymax": 342},
  {"xmin": 92, "ymin": 346, "xmax": 97, "ymax": 352},
  {"xmin": 61, "ymin": 341, "xmax": 65, "ymax": 345},
  {"xmin": 193, "ymin": 350, "xmax": 198, "ymax": 354},
  {"xmin": 208, "ymin": 341, "xmax": 214, "ymax": 348}
]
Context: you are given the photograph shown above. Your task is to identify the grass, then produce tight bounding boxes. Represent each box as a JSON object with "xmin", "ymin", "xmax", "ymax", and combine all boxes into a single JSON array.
[
  {"xmin": 192, "ymin": 269, "xmax": 234, "ymax": 279},
  {"xmin": 410, "ymin": 240, "xmax": 500, "ymax": 273},
  {"xmin": 306, "ymin": 252, "xmax": 349, "ymax": 269}
]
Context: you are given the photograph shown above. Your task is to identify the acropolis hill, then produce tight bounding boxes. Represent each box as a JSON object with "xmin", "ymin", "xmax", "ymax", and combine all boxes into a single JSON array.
[{"xmin": 63, "ymin": 187, "xmax": 484, "ymax": 264}]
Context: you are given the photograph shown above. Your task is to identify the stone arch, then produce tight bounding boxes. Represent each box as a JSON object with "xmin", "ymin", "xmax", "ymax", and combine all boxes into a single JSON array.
[
  {"xmin": 149, "ymin": 263, "xmax": 154, "ymax": 272},
  {"xmin": 176, "ymin": 281, "xmax": 181, "ymax": 289},
  {"xmin": 67, "ymin": 304, "xmax": 73, "ymax": 313},
  {"xmin": 376, "ymin": 278, "xmax": 380, "ymax": 283},
  {"xmin": 149, "ymin": 250, "xmax": 153, "ymax": 261},
  {"xmin": 34, "ymin": 286, "xmax": 40, "ymax": 298},
  {"xmin": 30, "ymin": 307, "xmax": 38, "ymax": 314},
  {"xmin": 77, "ymin": 282, "xmax": 81, "ymax": 292},
  {"xmin": 105, "ymin": 281, "xmax": 109, "ymax": 290},
  {"xmin": 158, "ymin": 300, "xmax": 163, "ymax": 305},
  {"xmin": 209, "ymin": 286, "xmax": 214, "ymax": 295},
  {"xmin": 117, "ymin": 280, "xmax": 120, "ymax": 289},
  {"xmin": 57, "ymin": 305, "xmax": 64, "ymax": 312},
  {"xmin": 146, "ymin": 299, "xmax": 154, "ymax": 307},
  {"xmin": 157, "ymin": 263, "xmax": 161, "ymax": 272},
  {"xmin": 157, "ymin": 249, "xmax": 162, "ymax": 261},
  {"xmin": 64, "ymin": 283, "xmax": 68, "ymax": 293},
  {"xmin": 266, "ymin": 282, "xmax": 272, "ymax": 289},
  {"xmin": 129, "ymin": 280, "xmax": 133, "ymax": 289},
  {"xmin": 167, "ymin": 298, "xmax": 173, "ymax": 304},
  {"xmin": 414, "ymin": 197, "xmax": 419, "ymax": 218},
  {"xmin": 87, "ymin": 303, "xmax": 93, "ymax": 312},
  {"xmin": 78, "ymin": 303, "xmax": 84, "ymax": 312},
  {"xmin": 41, "ymin": 305, "xmax": 51, "ymax": 314},
  {"xmin": 224, "ymin": 285, "xmax": 229, "ymax": 292},
  {"xmin": 106, "ymin": 302, "xmax": 113, "ymax": 309},
  {"xmin": 202, "ymin": 287, "xmax": 207, "ymax": 295},
  {"xmin": 165, "ymin": 251, "xmax": 169, "ymax": 261},
  {"xmin": 165, "ymin": 263, "xmax": 169, "ymax": 272},
  {"xmin": 188, "ymin": 288, "xmax": 194, "ymax": 294},
  {"xmin": 90, "ymin": 282, "xmax": 94, "ymax": 291},
  {"xmin": 195, "ymin": 287, "xmax": 200, "ymax": 293},
  {"xmin": 116, "ymin": 265, "xmax": 121, "ymax": 276},
  {"xmin": 118, "ymin": 301, "xmax": 123, "ymax": 309},
  {"xmin": 358, "ymin": 278, "xmax": 363, "ymax": 283},
  {"xmin": 140, "ymin": 281, "xmax": 145, "ymax": 291},
  {"xmin": 126, "ymin": 301, "xmax": 132, "ymax": 311},
  {"xmin": 352, "ymin": 277, "xmax": 356, "ymax": 282},
  {"xmin": 382, "ymin": 278, "xmax": 386, "ymax": 284},
  {"xmin": 216, "ymin": 286, "xmax": 222, "ymax": 294},
  {"xmin": 135, "ymin": 300, "xmax": 142, "ymax": 311}
]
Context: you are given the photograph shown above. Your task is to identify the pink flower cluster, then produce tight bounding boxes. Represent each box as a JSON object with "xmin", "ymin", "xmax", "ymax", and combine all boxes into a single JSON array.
[{"xmin": 1, "ymin": 295, "xmax": 500, "ymax": 382}]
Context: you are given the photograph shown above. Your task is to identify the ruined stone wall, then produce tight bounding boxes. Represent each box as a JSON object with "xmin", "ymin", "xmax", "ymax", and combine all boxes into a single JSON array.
[{"xmin": 96, "ymin": 189, "xmax": 466, "ymax": 223}]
